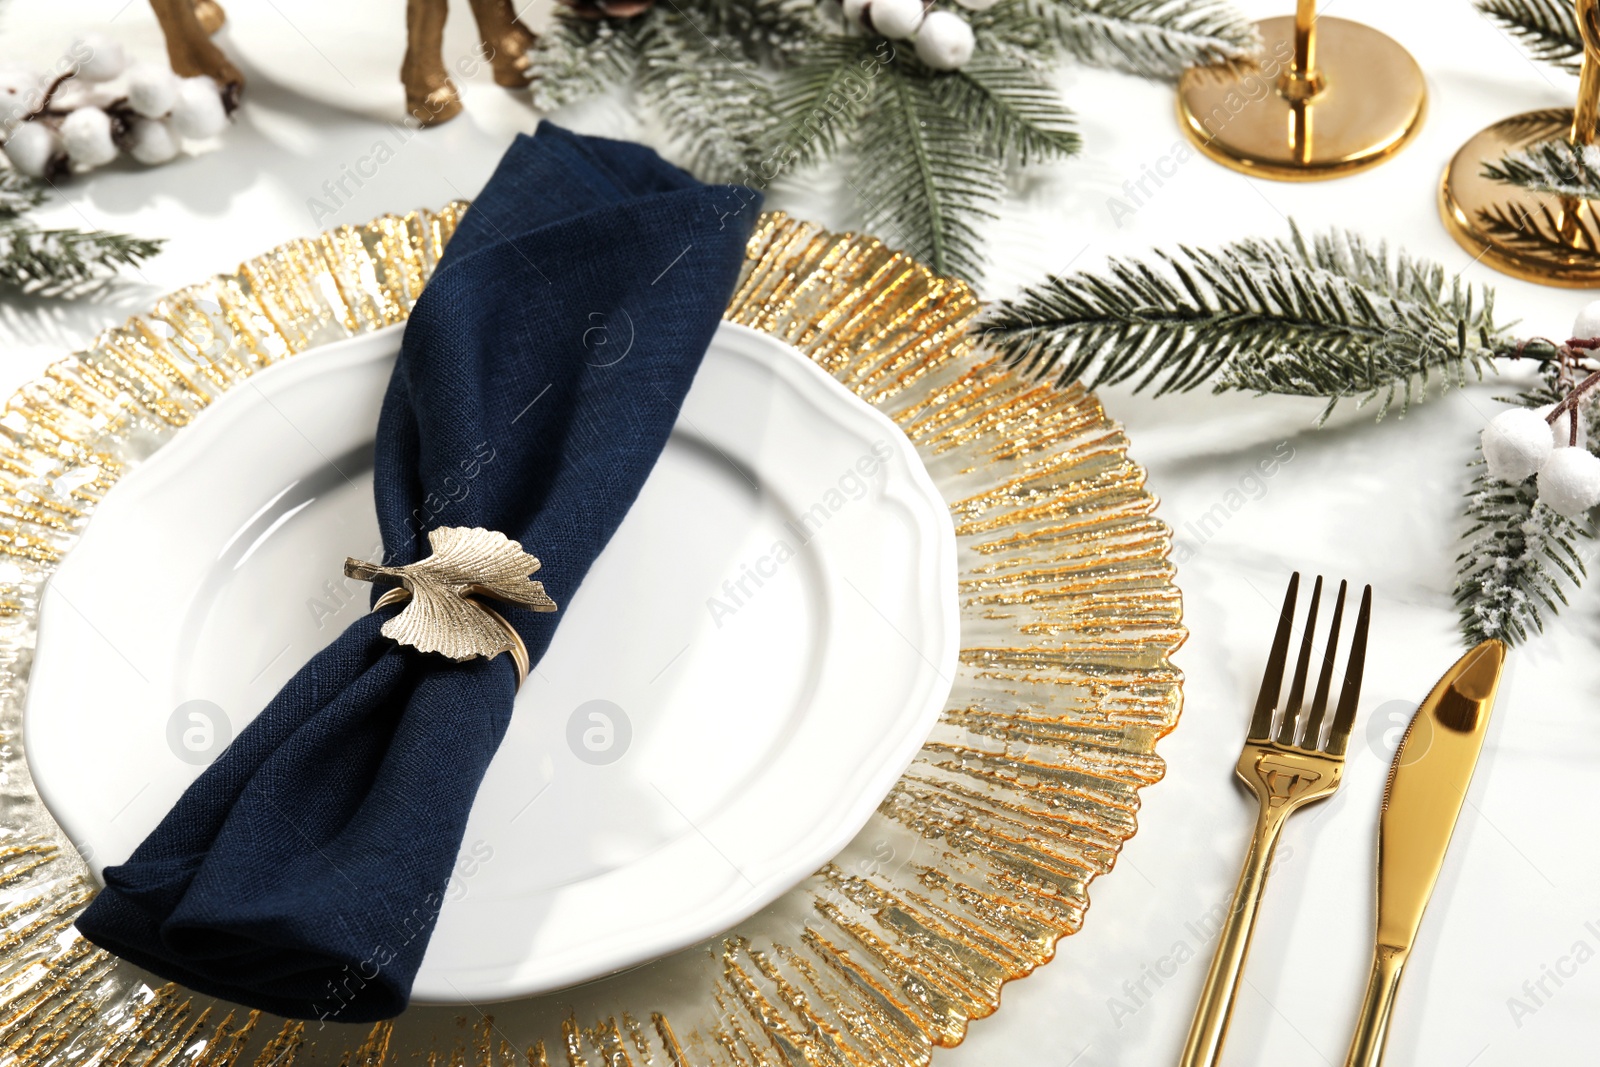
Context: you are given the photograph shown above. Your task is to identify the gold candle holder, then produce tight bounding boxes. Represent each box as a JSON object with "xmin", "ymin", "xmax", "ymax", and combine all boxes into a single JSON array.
[
  {"xmin": 1176, "ymin": 0, "xmax": 1426, "ymax": 181},
  {"xmin": 1440, "ymin": 0, "xmax": 1600, "ymax": 286}
]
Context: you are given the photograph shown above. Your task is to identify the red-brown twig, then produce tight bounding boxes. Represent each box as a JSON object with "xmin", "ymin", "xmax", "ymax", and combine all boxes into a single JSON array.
[{"xmin": 1545, "ymin": 366, "xmax": 1600, "ymax": 446}]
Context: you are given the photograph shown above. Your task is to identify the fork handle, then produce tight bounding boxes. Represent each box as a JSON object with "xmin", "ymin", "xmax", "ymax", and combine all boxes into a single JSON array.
[
  {"xmin": 1343, "ymin": 945, "xmax": 1407, "ymax": 1067},
  {"xmin": 1177, "ymin": 803, "xmax": 1289, "ymax": 1067}
]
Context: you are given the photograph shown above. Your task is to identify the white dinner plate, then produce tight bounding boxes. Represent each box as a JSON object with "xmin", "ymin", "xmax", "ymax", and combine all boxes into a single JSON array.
[{"xmin": 25, "ymin": 321, "xmax": 958, "ymax": 1002}]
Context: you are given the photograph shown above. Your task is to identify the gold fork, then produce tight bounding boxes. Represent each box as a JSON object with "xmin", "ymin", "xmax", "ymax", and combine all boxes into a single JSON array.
[{"xmin": 1178, "ymin": 572, "xmax": 1373, "ymax": 1067}]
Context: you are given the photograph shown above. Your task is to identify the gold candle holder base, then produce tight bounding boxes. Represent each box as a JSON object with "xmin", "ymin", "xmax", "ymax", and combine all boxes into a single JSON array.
[
  {"xmin": 1177, "ymin": 15, "xmax": 1426, "ymax": 181},
  {"xmin": 1440, "ymin": 109, "xmax": 1600, "ymax": 288}
]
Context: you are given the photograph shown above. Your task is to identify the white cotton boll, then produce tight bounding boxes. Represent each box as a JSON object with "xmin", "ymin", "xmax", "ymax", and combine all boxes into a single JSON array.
[
  {"xmin": 60, "ymin": 106, "xmax": 118, "ymax": 168},
  {"xmin": 69, "ymin": 32, "xmax": 128, "ymax": 83},
  {"xmin": 127, "ymin": 63, "xmax": 181, "ymax": 119},
  {"xmin": 2, "ymin": 121, "xmax": 57, "ymax": 177},
  {"xmin": 1536, "ymin": 402, "xmax": 1587, "ymax": 448},
  {"xmin": 0, "ymin": 65, "xmax": 42, "ymax": 127},
  {"xmin": 126, "ymin": 117, "xmax": 178, "ymax": 164},
  {"xmin": 169, "ymin": 76, "xmax": 227, "ymax": 139},
  {"xmin": 50, "ymin": 79, "xmax": 119, "ymax": 116},
  {"xmin": 1482, "ymin": 407, "xmax": 1555, "ymax": 483},
  {"xmin": 915, "ymin": 10, "xmax": 975, "ymax": 69},
  {"xmin": 76, "ymin": 83, "xmax": 124, "ymax": 110},
  {"xmin": 1573, "ymin": 299, "xmax": 1600, "ymax": 342},
  {"xmin": 867, "ymin": 0, "xmax": 925, "ymax": 39},
  {"xmin": 1538, "ymin": 447, "xmax": 1600, "ymax": 517}
]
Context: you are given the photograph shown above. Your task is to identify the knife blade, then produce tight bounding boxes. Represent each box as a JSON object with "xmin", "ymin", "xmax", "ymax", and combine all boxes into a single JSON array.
[
  {"xmin": 1377, "ymin": 638, "xmax": 1506, "ymax": 952},
  {"xmin": 1344, "ymin": 638, "xmax": 1507, "ymax": 1067}
]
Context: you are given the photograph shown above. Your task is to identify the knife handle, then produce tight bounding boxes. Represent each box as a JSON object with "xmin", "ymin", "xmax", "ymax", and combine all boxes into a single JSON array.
[
  {"xmin": 1178, "ymin": 805, "xmax": 1288, "ymax": 1067},
  {"xmin": 1344, "ymin": 944, "xmax": 1407, "ymax": 1067}
]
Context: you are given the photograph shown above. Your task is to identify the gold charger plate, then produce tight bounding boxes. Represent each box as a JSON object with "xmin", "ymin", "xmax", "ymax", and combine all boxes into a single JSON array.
[{"xmin": 0, "ymin": 208, "xmax": 1183, "ymax": 1065}]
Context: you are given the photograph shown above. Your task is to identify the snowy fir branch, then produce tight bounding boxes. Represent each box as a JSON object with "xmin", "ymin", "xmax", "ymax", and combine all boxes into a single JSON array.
[
  {"xmin": 528, "ymin": 0, "xmax": 1253, "ymax": 279},
  {"xmin": 976, "ymin": 223, "xmax": 1510, "ymax": 421},
  {"xmin": 1482, "ymin": 137, "xmax": 1600, "ymax": 201},
  {"xmin": 0, "ymin": 218, "xmax": 162, "ymax": 290},
  {"xmin": 1475, "ymin": 0, "xmax": 1583, "ymax": 74}
]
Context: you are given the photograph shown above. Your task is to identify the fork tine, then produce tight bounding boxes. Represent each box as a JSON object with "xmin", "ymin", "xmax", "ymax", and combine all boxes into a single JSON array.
[
  {"xmin": 1276, "ymin": 575, "xmax": 1323, "ymax": 745},
  {"xmin": 1300, "ymin": 579, "xmax": 1348, "ymax": 748},
  {"xmin": 1326, "ymin": 584, "xmax": 1373, "ymax": 756},
  {"xmin": 1249, "ymin": 572, "xmax": 1299, "ymax": 740}
]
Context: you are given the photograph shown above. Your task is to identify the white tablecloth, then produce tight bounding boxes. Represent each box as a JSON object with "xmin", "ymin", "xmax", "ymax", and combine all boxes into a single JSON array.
[{"xmin": 3, "ymin": 1, "xmax": 1595, "ymax": 1061}]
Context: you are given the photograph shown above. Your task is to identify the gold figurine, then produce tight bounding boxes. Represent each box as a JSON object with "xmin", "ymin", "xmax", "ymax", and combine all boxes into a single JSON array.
[
  {"xmin": 1440, "ymin": 0, "xmax": 1600, "ymax": 286},
  {"xmin": 146, "ymin": 0, "xmax": 536, "ymax": 127},
  {"xmin": 1176, "ymin": 0, "xmax": 1426, "ymax": 180}
]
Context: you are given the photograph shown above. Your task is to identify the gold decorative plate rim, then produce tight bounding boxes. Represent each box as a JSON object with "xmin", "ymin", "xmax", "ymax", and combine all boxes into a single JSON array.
[{"xmin": 0, "ymin": 206, "xmax": 1183, "ymax": 1065}]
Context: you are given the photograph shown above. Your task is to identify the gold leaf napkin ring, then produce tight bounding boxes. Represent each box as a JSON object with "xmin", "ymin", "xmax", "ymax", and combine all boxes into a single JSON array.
[{"xmin": 343, "ymin": 526, "xmax": 557, "ymax": 689}]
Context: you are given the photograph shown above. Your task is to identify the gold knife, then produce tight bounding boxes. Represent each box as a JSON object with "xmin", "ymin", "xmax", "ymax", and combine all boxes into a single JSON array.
[{"xmin": 1343, "ymin": 638, "xmax": 1506, "ymax": 1066}]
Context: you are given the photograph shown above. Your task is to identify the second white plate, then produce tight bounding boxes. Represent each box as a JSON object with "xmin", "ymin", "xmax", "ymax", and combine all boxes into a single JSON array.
[{"xmin": 26, "ymin": 321, "xmax": 959, "ymax": 1002}]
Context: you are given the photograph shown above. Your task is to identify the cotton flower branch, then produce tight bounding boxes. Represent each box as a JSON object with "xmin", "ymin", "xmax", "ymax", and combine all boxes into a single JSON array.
[
  {"xmin": 0, "ymin": 31, "xmax": 236, "ymax": 290},
  {"xmin": 1, "ymin": 30, "xmax": 235, "ymax": 179}
]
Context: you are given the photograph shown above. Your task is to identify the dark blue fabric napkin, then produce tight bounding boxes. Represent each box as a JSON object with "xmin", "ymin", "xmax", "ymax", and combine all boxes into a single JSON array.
[{"xmin": 76, "ymin": 123, "xmax": 759, "ymax": 1022}]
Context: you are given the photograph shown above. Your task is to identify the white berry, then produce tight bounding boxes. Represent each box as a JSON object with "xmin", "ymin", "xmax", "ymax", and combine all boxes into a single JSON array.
[
  {"xmin": 127, "ymin": 63, "xmax": 181, "ymax": 119},
  {"xmin": 1574, "ymin": 299, "xmax": 1600, "ymax": 342},
  {"xmin": 2, "ymin": 121, "xmax": 57, "ymax": 177},
  {"xmin": 126, "ymin": 117, "xmax": 179, "ymax": 164},
  {"xmin": 842, "ymin": 0, "xmax": 869, "ymax": 27},
  {"xmin": 70, "ymin": 32, "xmax": 128, "ymax": 83},
  {"xmin": 915, "ymin": 10, "xmax": 975, "ymax": 69},
  {"xmin": 868, "ymin": 0, "xmax": 925, "ymax": 39},
  {"xmin": 1482, "ymin": 407, "xmax": 1553, "ymax": 483},
  {"xmin": 1538, "ymin": 447, "xmax": 1600, "ymax": 517},
  {"xmin": 953, "ymin": 0, "xmax": 999, "ymax": 8},
  {"xmin": 169, "ymin": 77, "xmax": 227, "ymax": 139},
  {"xmin": 0, "ymin": 65, "xmax": 41, "ymax": 127},
  {"xmin": 61, "ymin": 106, "xmax": 118, "ymax": 168}
]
